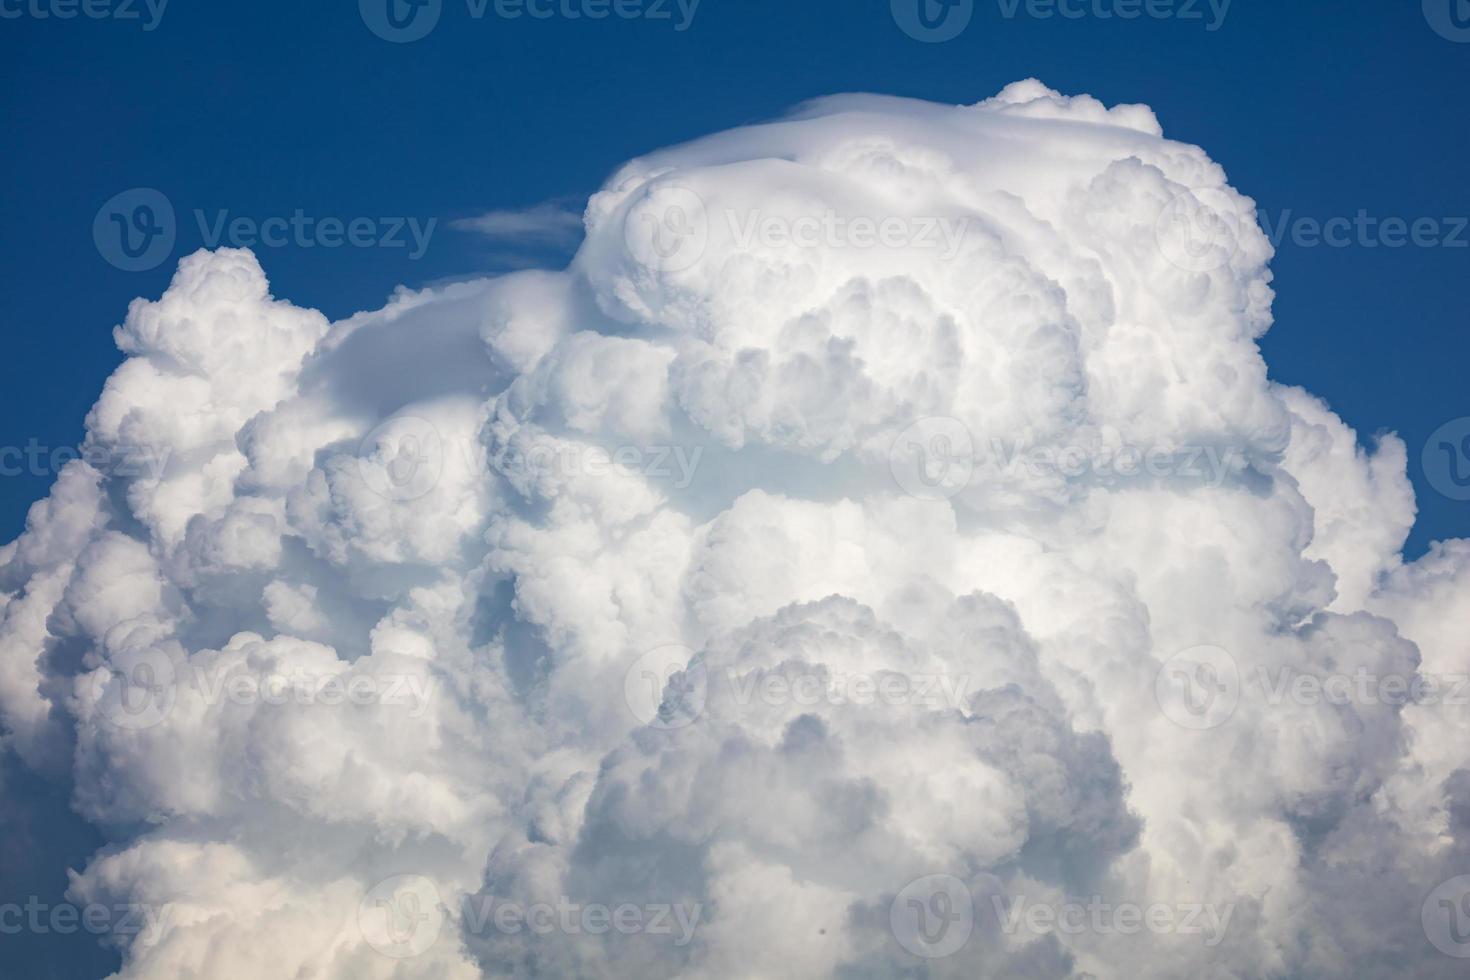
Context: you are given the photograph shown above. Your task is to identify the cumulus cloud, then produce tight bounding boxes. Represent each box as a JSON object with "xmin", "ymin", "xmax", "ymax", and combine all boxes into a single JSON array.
[{"xmin": 2, "ymin": 79, "xmax": 1467, "ymax": 978}]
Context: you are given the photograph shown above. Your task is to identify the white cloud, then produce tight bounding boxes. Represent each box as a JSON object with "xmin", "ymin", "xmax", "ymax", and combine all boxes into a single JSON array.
[
  {"xmin": 452, "ymin": 200, "xmax": 586, "ymax": 248},
  {"xmin": 2, "ymin": 80, "xmax": 1467, "ymax": 978}
]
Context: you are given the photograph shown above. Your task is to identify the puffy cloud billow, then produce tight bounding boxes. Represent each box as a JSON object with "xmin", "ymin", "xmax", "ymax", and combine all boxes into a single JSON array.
[{"xmin": 3, "ymin": 80, "xmax": 1468, "ymax": 978}]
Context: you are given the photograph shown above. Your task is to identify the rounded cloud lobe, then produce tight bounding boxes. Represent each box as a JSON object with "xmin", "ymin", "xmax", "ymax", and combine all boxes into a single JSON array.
[{"xmin": 2, "ymin": 80, "xmax": 1467, "ymax": 978}]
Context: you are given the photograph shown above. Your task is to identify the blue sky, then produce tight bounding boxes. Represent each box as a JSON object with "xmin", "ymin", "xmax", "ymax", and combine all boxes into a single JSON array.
[{"xmin": 1, "ymin": 0, "xmax": 1466, "ymax": 561}]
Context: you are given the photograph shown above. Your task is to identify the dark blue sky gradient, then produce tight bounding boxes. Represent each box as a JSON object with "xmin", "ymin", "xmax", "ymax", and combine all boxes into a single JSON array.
[{"xmin": 1, "ymin": 0, "xmax": 1466, "ymax": 563}]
